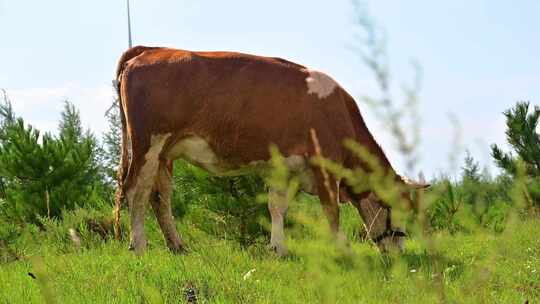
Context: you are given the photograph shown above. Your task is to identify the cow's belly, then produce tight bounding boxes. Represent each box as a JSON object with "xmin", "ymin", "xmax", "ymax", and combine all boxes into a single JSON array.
[{"xmin": 165, "ymin": 135, "xmax": 317, "ymax": 193}]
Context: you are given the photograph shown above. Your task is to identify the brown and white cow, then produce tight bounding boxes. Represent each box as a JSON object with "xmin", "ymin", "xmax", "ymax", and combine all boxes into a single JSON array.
[{"xmin": 114, "ymin": 46, "xmax": 426, "ymax": 256}]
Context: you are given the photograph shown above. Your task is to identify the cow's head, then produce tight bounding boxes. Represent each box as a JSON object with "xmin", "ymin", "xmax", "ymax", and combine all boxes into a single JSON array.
[{"xmin": 346, "ymin": 175, "xmax": 429, "ymax": 253}]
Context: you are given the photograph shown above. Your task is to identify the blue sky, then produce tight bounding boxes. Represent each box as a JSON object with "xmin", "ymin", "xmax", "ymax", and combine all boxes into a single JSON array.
[{"xmin": 1, "ymin": 1, "xmax": 539, "ymax": 179}]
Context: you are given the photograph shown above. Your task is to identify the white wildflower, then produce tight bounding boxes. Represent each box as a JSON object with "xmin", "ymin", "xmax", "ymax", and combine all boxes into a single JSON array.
[
  {"xmin": 68, "ymin": 228, "xmax": 81, "ymax": 249},
  {"xmin": 243, "ymin": 268, "xmax": 256, "ymax": 281}
]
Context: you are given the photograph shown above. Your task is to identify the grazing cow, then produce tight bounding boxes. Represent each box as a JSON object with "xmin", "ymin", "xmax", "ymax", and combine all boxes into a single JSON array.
[{"xmin": 114, "ymin": 46, "xmax": 427, "ymax": 256}]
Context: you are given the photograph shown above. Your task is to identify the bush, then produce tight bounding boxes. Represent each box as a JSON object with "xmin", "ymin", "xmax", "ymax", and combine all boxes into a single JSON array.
[
  {"xmin": 492, "ymin": 101, "xmax": 540, "ymax": 208},
  {"xmin": 172, "ymin": 160, "xmax": 269, "ymax": 247},
  {"xmin": 427, "ymin": 180, "xmax": 465, "ymax": 233},
  {"xmin": 0, "ymin": 99, "xmax": 106, "ymax": 222},
  {"xmin": 427, "ymin": 153, "xmax": 515, "ymax": 234}
]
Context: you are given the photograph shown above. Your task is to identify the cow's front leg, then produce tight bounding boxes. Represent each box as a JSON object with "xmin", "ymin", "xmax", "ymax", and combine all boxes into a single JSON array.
[
  {"xmin": 314, "ymin": 172, "xmax": 349, "ymax": 247},
  {"xmin": 268, "ymin": 188, "xmax": 289, "ymax": 256}
]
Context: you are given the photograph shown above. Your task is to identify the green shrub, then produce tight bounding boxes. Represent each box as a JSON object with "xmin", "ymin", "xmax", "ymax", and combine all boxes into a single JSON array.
[
  {"xmin": 427, "ymin": 180, "xmax": 464, "ymax": 233},
  {"xmin": 0, "ymin": 100, "xmax": 107, "ymax": 222},
  {"xmin": 172, "ymin": 160, "xmax": 269, "ymax": 247},
  {"xmin": 492, "ymin": 101, "xmax": 540, "ymax": 208}
]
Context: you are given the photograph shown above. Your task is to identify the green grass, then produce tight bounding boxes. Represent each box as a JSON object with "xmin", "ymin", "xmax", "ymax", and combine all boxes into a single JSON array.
[{"xmin": 1, "ymin": 199, "xmax": 539, "ymax": 303}]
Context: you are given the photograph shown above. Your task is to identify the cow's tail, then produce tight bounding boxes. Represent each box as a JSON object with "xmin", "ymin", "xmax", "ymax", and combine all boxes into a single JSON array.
[{"xmin": 113, "ymin": 46, "xmax": 157, "ymax": 240}]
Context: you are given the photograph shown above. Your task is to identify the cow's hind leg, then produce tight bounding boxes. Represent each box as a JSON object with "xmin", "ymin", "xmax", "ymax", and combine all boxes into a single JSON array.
[
  {"xmin": 126, "ymin": 134, "xmax": 170, "ymax": 255},
  {"xmin": 150, "ymin": 160, "xmax": 185, "ymax": 253},
  {"xmin": 268, "ymin": 188, "xmax": 289, "ymax": 256}
]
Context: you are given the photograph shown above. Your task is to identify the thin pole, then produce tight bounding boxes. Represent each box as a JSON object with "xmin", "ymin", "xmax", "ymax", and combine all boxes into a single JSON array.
[{"xmin": 127, "ymin": 0, "xmax": 132, "ymax": 48}]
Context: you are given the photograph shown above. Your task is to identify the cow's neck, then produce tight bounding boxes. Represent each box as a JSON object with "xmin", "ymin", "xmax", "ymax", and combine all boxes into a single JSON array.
[{"xmin": 341, "ymin": 93, "xmax": 396, "ymax": 176}]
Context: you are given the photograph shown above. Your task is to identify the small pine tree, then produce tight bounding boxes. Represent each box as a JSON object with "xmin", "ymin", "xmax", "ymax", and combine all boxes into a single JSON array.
[
  {"xmin": 461, "ymin": 150, "xmax": 481, "ymax": 183},
  {"xmin": 0, "ymin": 99, "xmax": 104, "ymax": 222},
  {"xmin": 491, "ymin": 102, "xmax": 540, "ymax": 176},
  {"xmin": 427, "ymin": 179, "xmax": 464, "ymax": 233},
  {"xmin": 459, "ymin": 152, "xmax": 499, "ymax": 225},
  {"xmin": 491, "ymin": 101, "xmax": 540, "ymax": 207},
  {"xmin": 59, "ymin": 100, "xmax": 83, "ymax": 143},
  {"xmin": 57, "ymin": 101, "xmax": 106, "ymax": 201},
  {"xmin": 102, "ymin": 88, "xmax": 122, "ymax": 183},
  {"xmin": 0, "ymin": 90, "xmax": 15, "ymax": 200},
  {"xmin": 0, "ymin": 90, "xmax": 15, "ymax": 133},
  {"xmin": 460, "ymin": 151, "xmax": 483, "ymax": 208}
]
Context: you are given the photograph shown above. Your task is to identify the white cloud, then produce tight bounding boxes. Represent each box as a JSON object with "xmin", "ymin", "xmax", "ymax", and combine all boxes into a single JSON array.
[{"xmin": 7, "ymin": 83, "xmax": 114, "ymax": 136}]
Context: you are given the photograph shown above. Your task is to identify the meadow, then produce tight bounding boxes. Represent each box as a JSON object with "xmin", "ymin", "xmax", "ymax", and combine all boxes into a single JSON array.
[{"xmin": 0, "ymin": 192, "xmax": 538, "ymax": 303}]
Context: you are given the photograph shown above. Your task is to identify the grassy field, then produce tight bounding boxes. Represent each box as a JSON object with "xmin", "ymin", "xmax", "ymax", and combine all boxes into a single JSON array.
[{"xmin": 1, "ymin": 197, "xmax": 539, "ymax": 304}]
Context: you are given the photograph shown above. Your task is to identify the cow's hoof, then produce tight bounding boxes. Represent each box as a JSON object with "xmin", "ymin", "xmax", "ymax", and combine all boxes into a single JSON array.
[
  {"xmin": 268, "ymin": 244, "xmax": 288, "ymax": 257},
  {"xmin": 168, "ymin": 244, "xmax": 187, "ymax": 255},
  {"xmin": 128, "ymin": 239, "xmax": 148, "ymax": 255}
]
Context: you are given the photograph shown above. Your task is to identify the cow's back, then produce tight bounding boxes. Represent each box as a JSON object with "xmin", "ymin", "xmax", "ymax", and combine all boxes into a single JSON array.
[{"xmin": 119, "ymin": 47, "xmax": 358, "ymax": 167}]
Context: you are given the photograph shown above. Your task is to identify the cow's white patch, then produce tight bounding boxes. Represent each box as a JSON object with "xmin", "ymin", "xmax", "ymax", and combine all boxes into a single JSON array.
[
  {"xmin": 167, "ymin": 136, "xmax": 242, "ymax": 175},
  {"xmin": 167, "ymin": 136, "xmax": 219, "ymax": 167},
  {"xmin": 126, "ymin": 136, "xmax": 133, "ymax": 172},
  {"xmin": 305, "ymin": 69, "xmax": 338, "ymax": 99},
  {"xmin": 126, "ymin": 133, "xmax": 172, "ymax": 204},
  {"xmin": 141, "ymin": 133, "xmax": 171, "ymax": 182},
  {"xmin": 127, "ymin": 133, "xmax": 172, "ymax": 254},
  {"xmin": 168, "ymin": 136, "xmax": 314, "ymax": 180},
  {"xmin": 167, "ymin": 136, "xmax": 317, "ymax": 194}
]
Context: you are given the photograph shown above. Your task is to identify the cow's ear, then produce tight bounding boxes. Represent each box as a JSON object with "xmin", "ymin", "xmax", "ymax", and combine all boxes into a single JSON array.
[{"xmin": 400, "ymin": 175, "xmax": 430, "ymax": 189}]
